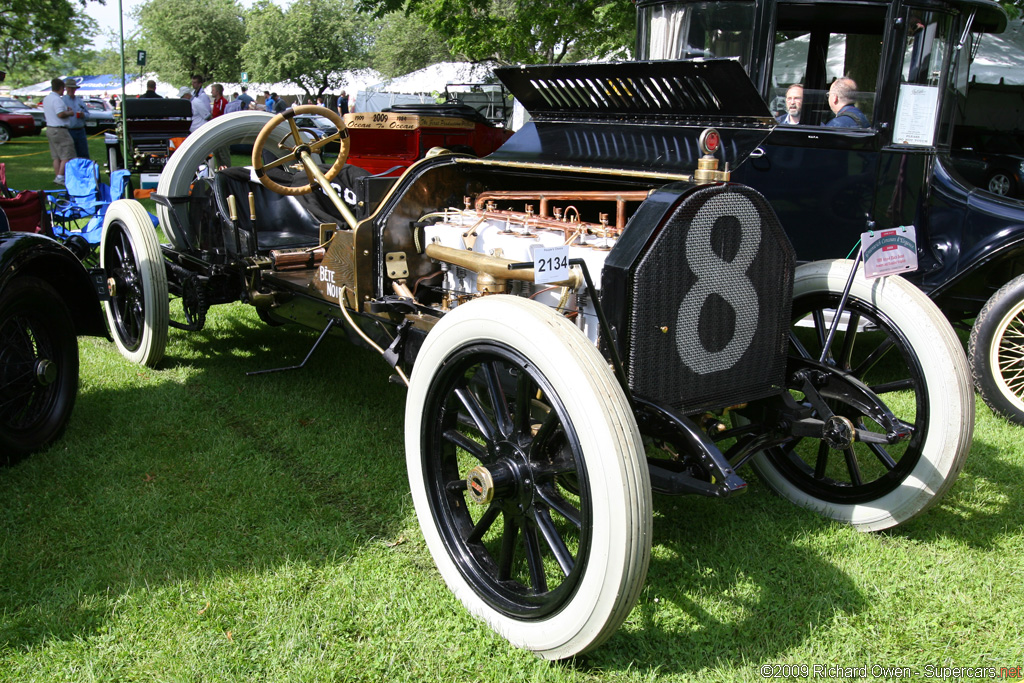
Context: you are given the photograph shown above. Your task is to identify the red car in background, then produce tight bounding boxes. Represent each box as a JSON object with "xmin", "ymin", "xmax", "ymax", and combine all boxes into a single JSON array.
[
  {"xmin": 344, "ymin": 83, "xmax": 513, "ymax": 176},
  {"xmin": 0, "ymin": 107, "xmax": 37, "ymax": 144}
]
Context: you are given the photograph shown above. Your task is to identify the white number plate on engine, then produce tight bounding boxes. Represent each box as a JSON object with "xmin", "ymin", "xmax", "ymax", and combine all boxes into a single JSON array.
[
  {"xmin": 532, "ymin": 245, "xmax": 569, "ymax": 284},
  {"xmin": 862, "ymin": 226, "xmax": 918, "ymax": 279}
]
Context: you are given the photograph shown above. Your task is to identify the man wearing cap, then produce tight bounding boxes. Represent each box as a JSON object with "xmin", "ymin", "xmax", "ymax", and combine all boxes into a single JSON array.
[
  {"xmin": 43, "ymin": 78, "xmax": 74, "ymax": 185},
  {"xmin": 63, "ymin": 78, "xmax": 90, "ymax": 159}
]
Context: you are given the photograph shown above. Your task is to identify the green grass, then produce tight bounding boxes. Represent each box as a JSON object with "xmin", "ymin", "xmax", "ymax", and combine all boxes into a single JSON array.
[{"xmin": 2, "ymin": 135, "xmax": 1024, "ymax": 681}]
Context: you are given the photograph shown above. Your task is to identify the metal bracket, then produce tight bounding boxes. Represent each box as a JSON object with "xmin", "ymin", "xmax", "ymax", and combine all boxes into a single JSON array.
[{"xmin": 385, "ymin": 251, "xmax": 408, "ymax": 279}]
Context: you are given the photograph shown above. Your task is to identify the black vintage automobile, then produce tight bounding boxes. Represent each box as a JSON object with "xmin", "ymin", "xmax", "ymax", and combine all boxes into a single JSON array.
[
  {"xmin": 0, "ymin": 231, "xmax": 106, "ymax": 458},
  {"xmin": 634, "ymin": 0, "xmax": 1024, "ymax": 425},
  {"xmin": 95, "ymin": 58, "xmax": 972, "ymax": 658}
]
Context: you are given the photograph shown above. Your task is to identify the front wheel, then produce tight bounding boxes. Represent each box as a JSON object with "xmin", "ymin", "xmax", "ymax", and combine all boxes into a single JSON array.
[
  {"xmin": 0, "ymin": 277, "xmax": 79, "ymax": 459},
  {"xmin": 986, "ymin": 171, "xmax": 1015, "ymax": 197},
  {"xmin": 969, "ymin": 274, "xmax": 1024, "ymax": 425},
  {"xmin": 749, "ymin": 259, "xmax": 973, "ymax": 531},
  {"xmin": 0, "ymin": 123, "xmax": 11, "ymax": 144},
  {"xmin": 101, "ymin": 200, "xmax": 168, "ymax": 367},
  {"xmin": 405, "ymin": 296, "xmax": 651, "ymax": 659}
]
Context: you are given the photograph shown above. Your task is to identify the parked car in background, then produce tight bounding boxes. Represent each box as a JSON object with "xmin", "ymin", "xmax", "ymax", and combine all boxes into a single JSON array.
[
  {"xmin": 949, "ymin": 127, "xmax": 1024, "ymax": 198},
  {"xmin": 83, "ymin": 98, "xmax": 116, "ymax": 133},
  {"xmin": 0, "ymin": 96, "xmax": 42, "ymax": 133},
  {"xmin": 0, "ymin": 107, "xmax": 36, "ymax": 143}
]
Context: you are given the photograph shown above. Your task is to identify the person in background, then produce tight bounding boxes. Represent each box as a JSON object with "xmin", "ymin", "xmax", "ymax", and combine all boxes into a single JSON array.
[
  {"xmin": 776, "ymin": 84, "xmax": 803, "ymax": 125},
  {"xmin": 237, "ymin": 85, "xmax": 254, "ymax": 110},
  {"xmin": 273, "ymin": 93, "xmax": 287, "ymax": 114},
  {"xmin": 337, "ymin": 90, "xmax": 349, "ymax": 116},
  {"xmin": 191, "ymin": 74, "xmax": 210, "ymax": 108},
  {"xmin": 825, "ymin": 77, "xmax": 869, "ymax": 128},
  {"xmin": 63, "ymin": 78, "xmax": 90, "ymax": 159},
  {"xmin": 43, "ymin": 78, "xmax": 74, "ymax": 185},
  {"xmin": 178, "ymin": 85, "xmax": 211, "ymax": 134},
  {"xmin": 209, "ymin": 83, "xmax": 231, "ymax": 169},
  {"xmin": 139, "ymin": 80, "xmax": 161, "ymax": 98},
  {"xmin": 109, "ymin": 93, "xmax": 118, "ymax": 108},
  {"xmin": 224, "ymin": 93, "xmax": 244, "ymax": 114},
  {"xmin": 264, "ymin": 91, "xmax": 275, "ymax": 112},
  {"xmin": 210, "ymin": 83, "xmax": 228, "ymax": 118}
]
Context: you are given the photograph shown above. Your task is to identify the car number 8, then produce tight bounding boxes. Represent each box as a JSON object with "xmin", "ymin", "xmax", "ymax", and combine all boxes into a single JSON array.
[{"xmin": 676, "ymin": 193, "xmax": 761, "ymax": 375}]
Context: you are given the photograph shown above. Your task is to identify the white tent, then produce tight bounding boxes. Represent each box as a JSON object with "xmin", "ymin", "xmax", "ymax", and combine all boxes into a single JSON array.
[{"xmin": 355, "ymin": 62, "xmax": 500, "ymax": 112}]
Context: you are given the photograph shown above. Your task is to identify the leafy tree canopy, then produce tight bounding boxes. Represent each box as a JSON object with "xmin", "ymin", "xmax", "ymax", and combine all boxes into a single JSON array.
[
  {"xmin": 243, "ymin": 0, "xmax": 374, "ymax": 99},
  {"xmin": 372, "ymin": 11, "xmax": 453, "ymax": 78},
  {"xmin": 137, "ymin": 0, "xmax": 245, "ymax": 85},
  {"xmin": 0, "ymin": 0, "xmax": 100, "ymax": 84},
  {"xmin": 359, "ymin": 0, "xmax": 634, "ymax": 64}
]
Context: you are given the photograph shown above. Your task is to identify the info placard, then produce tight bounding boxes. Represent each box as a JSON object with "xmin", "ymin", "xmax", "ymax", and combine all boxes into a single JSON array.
[
  {"xmin": 532, "ymin": 245, "xmax": 569, "ymax": 284},
  {"xmin": 862, "ymin": 226, "xmax": 918, "ymax": 279}
]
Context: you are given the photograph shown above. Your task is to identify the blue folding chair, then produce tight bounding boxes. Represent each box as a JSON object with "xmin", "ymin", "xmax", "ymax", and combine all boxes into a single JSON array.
[{"xmin": 48, "ymin": 159, "xmax": 137, "ymax": 257}]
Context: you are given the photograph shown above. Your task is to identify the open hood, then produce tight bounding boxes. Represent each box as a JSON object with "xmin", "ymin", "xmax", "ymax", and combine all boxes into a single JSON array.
[{"xmin": 490, "ymin": 59, "xmax": 775, "ymax": 175}]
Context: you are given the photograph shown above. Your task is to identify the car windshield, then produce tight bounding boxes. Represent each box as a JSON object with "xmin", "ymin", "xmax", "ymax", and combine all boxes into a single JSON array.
[
  {"xmin": 638, "ymin": 0, "xmax": 756, "ymax": 68},
  {"xmin": 297, "ymin": 115, "xmax": 335, "ymax": 129},
  {"xmin": 85, "ymin": 101, "xmax": 105, "ymax": 111}
]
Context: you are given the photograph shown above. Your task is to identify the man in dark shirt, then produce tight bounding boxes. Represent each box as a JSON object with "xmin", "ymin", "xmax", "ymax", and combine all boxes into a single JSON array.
[
  {"xmin": 139, "ymin": 80, "xmax": 161, "ymax": 98},
  {"xmin": 825, "ymin": 77, "xmax": 869, "ymax": 128}
]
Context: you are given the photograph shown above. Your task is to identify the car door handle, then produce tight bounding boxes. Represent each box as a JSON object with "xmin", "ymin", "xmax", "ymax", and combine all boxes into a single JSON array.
[{"xmin": 749, "ymin": 147, "xmax": 765, "ymax": 158}]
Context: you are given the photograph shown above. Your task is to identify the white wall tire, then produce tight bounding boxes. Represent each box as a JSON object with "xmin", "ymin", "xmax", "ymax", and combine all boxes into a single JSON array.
[
  {"xmin": 969, "ymin": 273, "xmax": 1024, "ymax": 425},
  {"xmin": 156, "ymin": 111, "xmax": 300, "ymax": 250},
  {"xmin": 101, "ymin": 199, "xmax": 168, "ymax": 367},
  {"xmin": 749, "ymin": 259, "xmax": 973, "ymax": 531},
  {"xmin": 405, "ymin": 295, "xmax": 651, "ymax": 659}
]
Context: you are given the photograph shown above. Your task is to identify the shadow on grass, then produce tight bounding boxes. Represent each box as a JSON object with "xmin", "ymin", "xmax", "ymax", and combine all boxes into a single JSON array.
[
  {"xmin": 0, "ymin": 304, "xmax": 410, "ymax": 650},
  {"xmin": 574, "ymin": 491, "xmax": 866, "ymax": 675}
]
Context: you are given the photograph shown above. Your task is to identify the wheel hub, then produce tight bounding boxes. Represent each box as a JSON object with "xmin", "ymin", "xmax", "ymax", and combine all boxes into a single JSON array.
[
  {"xmin": 466, "ymin": 442, "xmax": 531, "ymax": 506},
  {"xmin": 823, "ymin": 414, "xmax": 856, "ymax": 449},
  {"xmin": 34, "ymin": 358, "xmax": 56, "ymax": 386}
]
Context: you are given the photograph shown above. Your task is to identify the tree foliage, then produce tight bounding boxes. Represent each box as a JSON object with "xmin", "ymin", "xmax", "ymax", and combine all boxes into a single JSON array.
[
  {"xmin": 243, "ymin": 0, "xmax": 374, "ymax": 98},
  {"xmin": 137, "ymin": 0, "xmax": 245, "ymax": 85},
  {"xmin": 0, "ymin": 0, "xmax": 99, "ymax": 83},
  {"xmin": 359, "ymin": 0, "xmax": 634, "ymax": 64},
  {"xmin": 372, "ymin": 11, "xmax": 453, "ymax": 78}
]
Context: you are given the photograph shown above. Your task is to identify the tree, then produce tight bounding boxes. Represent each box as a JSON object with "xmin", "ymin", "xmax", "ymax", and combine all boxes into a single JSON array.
[
  {"xmin": 359, "ymin": 0, "xmax": 634, "ymax": 65},
  {"xmin": 137, "ymin": 0, "xmax": 245, "ymax": 84},
  {"xmin": 242, "ymin": 0, "xmax": 375, "ymax": 99},
  {"xmin": 0, "ymin": 0, "xmax": 99, "ymax": 84},
  {"xmin": 371, "ymin": 11, "xmax": 453, "ymax": 78}
]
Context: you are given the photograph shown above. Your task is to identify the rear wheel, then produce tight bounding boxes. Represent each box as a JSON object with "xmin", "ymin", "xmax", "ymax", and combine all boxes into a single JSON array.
[
  {"xmin": 986, "ymin": 171, "xmax": 1015, "ymax": 196},
  {"xmin": 969, "ymin": 274, "xmax": 1024, "ymax": 425},
  {"xmin": 405, "ymin": 296, "xmax": 651, "ymax": 659},
  {"xmin": 0, "ymin": 277, "xmax": 79, "ymax": 459},
  {"xmin": 101, "ymin": 200, "xmax": 168, "ymax": 367},
  {"xmin": 749, "ymin": 259, "xmax": 973, "ymax": 531}
]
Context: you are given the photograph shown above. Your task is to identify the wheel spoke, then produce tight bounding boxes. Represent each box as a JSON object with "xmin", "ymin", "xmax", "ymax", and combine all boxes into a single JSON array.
[
  {"xmin": 482, "ymin": 361, "xmax": 513, "ymax": 437},
  {"xmin": 869, "ymin": 378, "xmax": 915, "ymax": 394},
  {"xmin": 789, "ymin": 330, "xmax": 813, "ymax": 360},
  {"xmin": 528, "ymin": 409, "xmax": 561, "ymax": 462},
  {"xmin": 497, "ymin": 515, "xmax": 518, "ymax": 582},
  {"xmin": 535, "ymin": 484, "xmax": 582, "ymax": 529},
  {"xmin": 533, "ymin": 508, "xmax": 574, "ymax": 576},
  {"xmin": 811, "ymin": 309, "xmax": 829, "ymax": 358},
  {"xmin": 852, "ymin": 336, "xmax": 895, "ymax": 378},
  {"xmin": 514, "ymin": 371, "xmax": 536, "ymax": 436},
  {"xmin": 467, "ymin": 503, "xmax": 501, "ymax": 544},
  {"xmin": 866, "ymin": 441, "xmax": 898, "ymax": 471},
  {"xmin": 454, "ymin": 385, "xmax": 496, "ymax": 442},
  {"xmin": 813, "ymin": 440, "xmax": 829, "ymax": 479},
  {"xmin": 844, "ymin": 447, "xmax": 863, "ymax": 486},
  {"xmin": 308, "ymin": 131, "xmax": 342, "ymax": 154},
  {"xmin": 522, "ymin": 520, "xmax": 548, "ymax": 593},
  {"xmin": 441, "ymin": 427, "xmax": 489, "ymax": 462},
  {"xmin": 263, "ymin": 151, "xmax": 298, "ymax": 171},
  {"xmin": 838, "ymin": 312, "xmax": 861, "ymax": 370}
]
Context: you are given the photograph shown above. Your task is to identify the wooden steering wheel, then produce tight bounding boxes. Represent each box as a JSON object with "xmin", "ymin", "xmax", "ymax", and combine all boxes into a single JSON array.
[{"xmin": 251, "ymin": 104, "xmax": 350, "ymax": 197}]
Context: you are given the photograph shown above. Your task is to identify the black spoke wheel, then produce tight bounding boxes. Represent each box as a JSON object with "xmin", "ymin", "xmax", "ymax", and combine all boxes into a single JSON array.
[
  {"xmin": 405, "ymin": 295, "xmax": 650, "ymax": 659},
  {"xmin": 422, "ymin": 343, "xmax": 591, "ymax": 618},
  {"xmin": 749, "ymin": 260, "xmax": 973, "ymax": 530},
  {"xmin": 100, "ymin": 200, "xmax": 168, "ymax": 367},
  {"xmin": 0, "ymin": 277, "xmax": 79, "ymax": 459}
]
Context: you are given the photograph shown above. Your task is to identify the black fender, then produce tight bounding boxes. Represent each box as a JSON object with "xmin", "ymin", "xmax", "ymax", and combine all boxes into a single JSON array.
[{"xmin": 0, "ymin": 231, "xmax": 107, "ymax": 338}]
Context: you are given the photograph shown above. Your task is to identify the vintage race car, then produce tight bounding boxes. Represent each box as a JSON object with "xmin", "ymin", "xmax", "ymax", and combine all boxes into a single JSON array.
[
  {"xmin": 96, "ymin": 59, "xmax": 972, "ymax": 658},
  {"xmin": 0, "ymin": 231, "xmax": 107, "ymax": 458}
]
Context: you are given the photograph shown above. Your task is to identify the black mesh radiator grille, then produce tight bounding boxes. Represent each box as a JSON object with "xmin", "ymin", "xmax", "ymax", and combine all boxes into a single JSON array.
[{"xmin": 627, "ymin": 184, "xmax": 794, "ymax": 414}]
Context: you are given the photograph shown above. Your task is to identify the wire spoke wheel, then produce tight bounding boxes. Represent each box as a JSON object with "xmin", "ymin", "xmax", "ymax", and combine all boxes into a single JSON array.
[{"xmin": 970, "ymin": 273, "xmax": 1024, "ymax": 425}]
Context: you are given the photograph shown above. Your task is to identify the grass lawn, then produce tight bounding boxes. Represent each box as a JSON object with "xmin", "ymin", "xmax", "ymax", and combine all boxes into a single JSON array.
[{"xmin": 2, "ymin": 134, "xmax": 1023, "ymax": 681}]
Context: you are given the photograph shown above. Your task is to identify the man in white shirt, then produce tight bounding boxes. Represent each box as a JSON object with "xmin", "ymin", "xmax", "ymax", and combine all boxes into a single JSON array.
[
  {"xmin": 191, "ymin": 74, "xmax": 211, "ymax": 108},
  {"xmin": 63, "ymin": 78, "xmax": 90, "ymax": 159},
  {"xmin": 43, "ymin": 78, "xmax": 74, "ymax": 185},
  {"xmin": 178, "ymin": 86, "xmax": 211, "ymax": 133}
]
